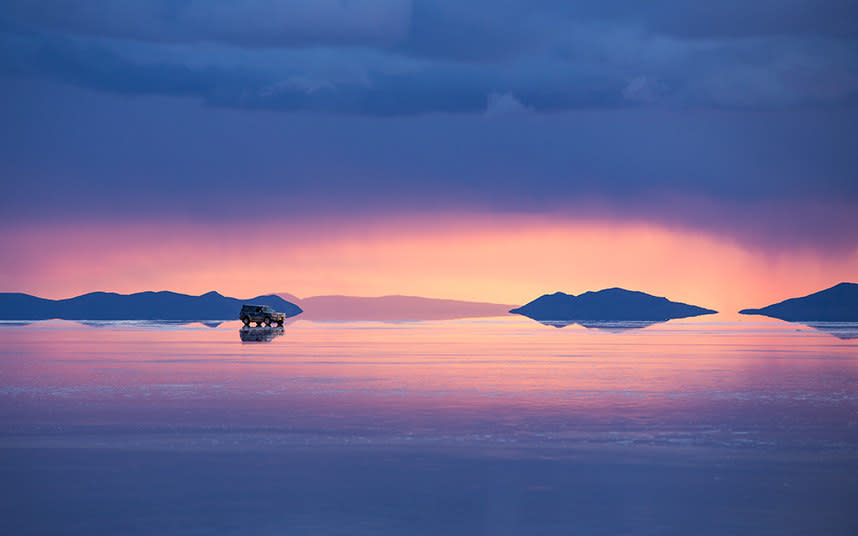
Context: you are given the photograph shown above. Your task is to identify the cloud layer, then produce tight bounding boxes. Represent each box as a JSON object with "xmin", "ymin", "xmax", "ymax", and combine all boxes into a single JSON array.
[
  {"xmin": 0, "ymin": 2, "xmax": 856, "ymax": 264},
  {"xmin": 2, "ymin": 1, "xmax": 856, "ymax": 115}
]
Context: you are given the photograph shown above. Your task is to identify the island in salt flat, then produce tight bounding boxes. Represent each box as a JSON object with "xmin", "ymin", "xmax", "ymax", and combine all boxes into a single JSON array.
[
  {"xmin": 0, "ymin": 290, "xmax": 302, "ymax": 321},
  {"xmin": 740, "ymin": 282, "xmax": 858, "ymax": 322},
  {"xmin": 510, "ymin": 287, "xmax": 716, "ymax": 327}
]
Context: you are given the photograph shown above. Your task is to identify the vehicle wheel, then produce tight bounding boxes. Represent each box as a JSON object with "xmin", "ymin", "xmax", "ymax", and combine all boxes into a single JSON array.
[
  {"xmin": 276, "ymin": 320, "xmax": 283, "ymax": 327},
  {"xmin": 241, "ymin": 316, "xmax": 250, "ymax": 326},
  {"xmin": 264, "ymin": 316, "xmax": 272, "ymax": 327}
]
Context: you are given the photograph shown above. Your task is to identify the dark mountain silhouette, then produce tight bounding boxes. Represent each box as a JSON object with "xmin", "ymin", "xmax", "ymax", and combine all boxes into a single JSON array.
[
  {"xmin": 277, "ymin": 293, "xmax": 514, "ymax": 321},
  {"xmin": 0, "ymin": 291, "xmax": 302, "ymax": 321},
  {"xmin": 740, "ymin": 282, "xmax": 858, "ymax": 322},
  {"xmin": 510, "ymin": 288, "xmax": 716, "ymax": 323}
]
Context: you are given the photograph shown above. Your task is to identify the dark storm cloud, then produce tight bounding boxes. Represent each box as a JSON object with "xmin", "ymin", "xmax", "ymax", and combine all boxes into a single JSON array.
[
  {"xmin": 0, "ymin": 2, "xmax": 856, "ymax": 252},
  {"xmin": 548, "ymin": 1, "xmax": 858, "ymax": 39},
  {"xmin": 400, "ymin": 1, "xmax": 858, "ymax": 62},
  {"xmin": 1, "ymin": 1, "xmax": 856, "ymax": 114},
  {"xmin": 2, "ymin": 0, "xmax": 412, "ymax": 48},
  {"xmin": 1, "ymin": 78, "xmax": 856, "ymax": 251},
  {"xmin": 5, "ymin": 1, "xmax": 856, "ymax": 48}
]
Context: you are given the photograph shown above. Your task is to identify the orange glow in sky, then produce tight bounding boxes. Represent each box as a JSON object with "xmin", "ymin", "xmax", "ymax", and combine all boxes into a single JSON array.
[{"xmin": 2, "ymin": 214, "xmax": 856, "ymax": 312}]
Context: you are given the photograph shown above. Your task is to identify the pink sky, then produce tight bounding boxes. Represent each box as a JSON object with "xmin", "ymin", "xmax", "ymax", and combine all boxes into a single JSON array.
[{"xmin": 2, "ymin": 214, "xmax": 856, "ymax": 312}]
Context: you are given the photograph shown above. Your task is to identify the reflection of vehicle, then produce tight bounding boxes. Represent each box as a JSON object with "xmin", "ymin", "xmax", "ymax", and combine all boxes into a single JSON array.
[
  {"xmin": 240, "ymin": 304, "xmax": 285, "ymax": 327},
  {"xmin": 239, "ymin": 325, "xmax": 284, "ymax": 342}
]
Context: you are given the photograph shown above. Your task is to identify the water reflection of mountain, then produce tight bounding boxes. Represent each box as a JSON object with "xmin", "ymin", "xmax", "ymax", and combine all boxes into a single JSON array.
[
  {"xmin": 801, "ymin": 322, "xmax": 858, "ymax": 340},
  {"xmin": 533, "ymin": 319, "xmax": 663, "ymax": 332},
  {"xmin": 77, "ymin": 320, "xmax": 223, "ymax": 328},
  {"xmin": 239, "ymin": 326, "xmax": 285, "ymax": 342}
]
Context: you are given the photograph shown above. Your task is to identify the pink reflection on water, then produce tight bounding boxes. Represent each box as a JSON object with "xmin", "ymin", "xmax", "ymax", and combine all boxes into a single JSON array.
[{"xmin": 1, "ymin": 316, "xmax": 856, "ymax": 449}]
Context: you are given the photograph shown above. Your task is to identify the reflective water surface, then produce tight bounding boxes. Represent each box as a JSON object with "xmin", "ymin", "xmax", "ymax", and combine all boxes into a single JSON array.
[{"xmin": 1, "ymin": 316, "xmax": 856, "ymax": 534}]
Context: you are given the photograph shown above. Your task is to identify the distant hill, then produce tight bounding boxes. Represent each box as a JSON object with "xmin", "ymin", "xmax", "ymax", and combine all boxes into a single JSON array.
[
  {"xmin": 278, "ymin": 294, "xmax": 514, "ymax": 321},
  {"xmin": 740, "ymin": 282, "xmax": 858, "ymax": 322},
  {"xmin": 0, "ymin": 291, "xmax": 302, "ymax": 321},
  {"xmin": 510, "ymin": 288, "xmax": 716, "ymax": 322}
]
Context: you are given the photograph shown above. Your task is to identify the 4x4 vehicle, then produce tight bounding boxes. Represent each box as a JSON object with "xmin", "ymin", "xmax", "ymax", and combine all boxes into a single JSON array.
[{"xmin": 240, "ymin": 304, "xmax": 285, "ymax": 327}]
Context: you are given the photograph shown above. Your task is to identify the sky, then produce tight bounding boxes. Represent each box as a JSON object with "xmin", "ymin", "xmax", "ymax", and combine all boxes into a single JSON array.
[{"xmin": 1, "ymin": 1, "xmax": 856, "ymax": 310}]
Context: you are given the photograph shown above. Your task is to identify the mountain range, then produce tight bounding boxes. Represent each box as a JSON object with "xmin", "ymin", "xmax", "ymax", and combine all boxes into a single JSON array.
[
  {"xmin": 277, "ymin": 294, "xmax": 514, "ymax": 321},
  {"xmin": 2, "ymin": 284, "xmax": 854, "ymax": 324},
  {"xmin": 0, "ymin": 291, "xmax": 302, "ymax": 321},
  {"xmin": 0, "ymin": 291, "xmax": 512, "ymax": 322}
]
